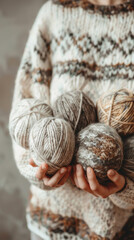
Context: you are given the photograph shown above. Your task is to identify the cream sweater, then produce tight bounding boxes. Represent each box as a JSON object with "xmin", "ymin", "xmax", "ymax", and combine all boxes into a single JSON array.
[{"xmin": 9, "ymin": 0, "xmax": 134, "ymax": 239}]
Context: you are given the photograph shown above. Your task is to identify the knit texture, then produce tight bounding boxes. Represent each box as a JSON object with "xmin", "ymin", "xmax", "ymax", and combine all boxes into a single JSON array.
[{"xmin": 9, "ymin": 0, "xmax": 134, "ymax": 239}]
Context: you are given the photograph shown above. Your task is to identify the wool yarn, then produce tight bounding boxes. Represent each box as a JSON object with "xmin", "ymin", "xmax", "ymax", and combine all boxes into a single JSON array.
[
  {"xmin": 120, "ymin": 135, "xmax": 134, "ymax": 182},
  {"xmin": 52, "ymin": 90, "xmax": 96, "ymax": 133},
  {"xmin": 74, "ymin": 123, "xmax": 123, "ymax": 184},
  {"xmin": 29, "ymin": 117, "xmax": 75, "ymax": 175},
  {"xmin": 96, "ymin": 88, "xmax": 134, "ymax": 136},
  {"xmin": 9, "ymin": 98, "xmax": 53, "ymax": 149}
]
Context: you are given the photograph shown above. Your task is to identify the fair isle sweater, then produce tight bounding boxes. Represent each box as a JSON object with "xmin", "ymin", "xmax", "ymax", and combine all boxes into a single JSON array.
[{"xmin": 9, "ymin": 0, "xmax": 134, "ymax": 239}]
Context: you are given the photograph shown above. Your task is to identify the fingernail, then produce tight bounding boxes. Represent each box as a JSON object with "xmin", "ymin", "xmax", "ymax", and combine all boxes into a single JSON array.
[
  {"xmin": 76, "ymin": 164, "xmax": 80, "ymax": 171},
  {"xmin": 60, "ymin": 168, "xmax": 67, "ymax": 174},
  {"xmin": 108, "ymin": 170, "xmax": 115, "ymax": 176},
  {"xmin": 41, "ymin": 164, "xmax": 46, "ymax": 170},
  {"xmin": 87, "ymin": 167, "xmax": 91, "ymax": 173}
]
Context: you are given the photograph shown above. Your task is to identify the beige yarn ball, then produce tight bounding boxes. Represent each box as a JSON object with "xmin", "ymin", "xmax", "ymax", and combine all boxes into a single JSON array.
[
  {"xmin": 9, "ymin": 98, "xmax": 53, "ymax": 149},
  {"xmin": 74, "ymin": 123, "xmax": 123, "ymax": 184},
  {"xmin": 53, "ymin": 90, "xmax": 96, "ymax": 133},
  {"xmin": 120, "ymin": 135, "xmax": 134, "ymax": 182},
  {"xmin": 29, "ymin": 117, "xmax": 75, "ymax": 176},
  {"xmin": 97, "ymin": 88, "xmax": 134, "ymax": 136}
]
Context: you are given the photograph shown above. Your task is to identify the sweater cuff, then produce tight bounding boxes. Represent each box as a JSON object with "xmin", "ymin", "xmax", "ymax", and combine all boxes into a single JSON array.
[
  {"xmin": 116, "ymin": 176, "xmax": 127, "ymax": 193},
  {"xmin": 11, "ymin": 139, "xmax": 53, "ymax": 191},
  {"xmin": 109, "ymin": 177, "xmax": 134, "ymax": 209}
]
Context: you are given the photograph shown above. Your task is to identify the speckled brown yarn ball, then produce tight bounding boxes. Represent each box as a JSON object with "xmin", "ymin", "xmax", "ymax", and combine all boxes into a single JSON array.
[
  {"xmin": 120, "ymin": 135, "xmax": 134, "ymax": 182},
  {"xmin": 29, "ymin": 117, "xmax": 75, "ymax": 176},
  {"xmin": 74, "ymin": 123, "xmax": 123, "ymax": 184},
  {"xmin": 52, "ymin": 90, "xmax": 96, "ymax": 133},
  {"xmin": 97, "ymin": 88, "xmax": 134, "ymax": 136},
  {"xmin": 9, "ymin": 98, "xmax": 53, "ymax": 149}
]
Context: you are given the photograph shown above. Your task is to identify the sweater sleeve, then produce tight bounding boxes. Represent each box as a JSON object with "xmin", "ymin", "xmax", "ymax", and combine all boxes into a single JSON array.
[
  {"xmin": 109, "ymin": 176, "xmax": 134, "ymax": 210},
  {"xmin": 12, "ymin": 139, "xmax": 51, "ymax": 190},
  {"xmin": 9, "ymin": 1, "xmax": 53, "ymax": 190},
  {"xmin": 11, "ymin": 1, "xmax": 52, "ymax": 109}
]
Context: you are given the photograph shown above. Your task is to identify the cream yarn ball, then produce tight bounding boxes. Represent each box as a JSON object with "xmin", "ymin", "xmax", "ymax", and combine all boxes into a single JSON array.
[
  {"xmin": 29, "ymin": 117, "xmax": 75, "ymax": 175},
  {"xmin": 74, "ymin": 123, "xmax": 123, "ymax": 184},
  {"xmin": 9, "ymin": 98, "xmax": 53, "ymax": 149},
  {"xmin": 53, "ymin": 90, "xmax": 96, "ymax": 133}
]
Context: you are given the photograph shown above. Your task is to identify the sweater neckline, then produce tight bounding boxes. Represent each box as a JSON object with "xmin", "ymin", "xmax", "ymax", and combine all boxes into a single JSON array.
[{"xmin": 52, "ymin": 0, "xmax": 134, "ymax": 15}]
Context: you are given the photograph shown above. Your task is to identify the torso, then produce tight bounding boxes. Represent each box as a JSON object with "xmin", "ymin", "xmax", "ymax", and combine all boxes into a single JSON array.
[{"xmin": 49, "ymin": 0, "xmax": 134, "ymax": 105}]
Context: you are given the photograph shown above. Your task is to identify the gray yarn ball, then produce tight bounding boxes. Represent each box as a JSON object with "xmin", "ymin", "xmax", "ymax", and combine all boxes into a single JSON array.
[
  {"xmin": 74, "ymin": 123, "xmax": 123, "ymax": 184},
  {"xmin": 9, "ymin": 98, "xmax": 53, "ymax": 149},
  {"xmin": 120, "ymin": 135, "xmax": 134, "ymax": 182},
  {"xmin": 29, "ymin": 117, "xmax": 75, "ymax": 176},
  {"xmin": 53, "ymin": 90, "xmax": 96, "ymax": 133}
]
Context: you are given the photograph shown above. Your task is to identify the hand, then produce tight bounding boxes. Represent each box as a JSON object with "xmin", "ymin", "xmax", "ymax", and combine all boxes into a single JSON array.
[
  {"xmin": 29, "ymin": 159, "xmax": 72, "ymax": 188},
  {"xmin": 70, "ymin": 164, "xmax": 126, "ymax": 198}
]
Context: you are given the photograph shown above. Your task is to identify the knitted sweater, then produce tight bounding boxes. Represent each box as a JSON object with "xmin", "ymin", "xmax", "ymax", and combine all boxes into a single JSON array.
[{"xmin": 9, "ymin": 0, "xmax": 134, "ymax": 239}]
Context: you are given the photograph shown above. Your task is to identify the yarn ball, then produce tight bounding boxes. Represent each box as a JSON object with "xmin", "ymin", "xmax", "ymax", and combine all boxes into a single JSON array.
[
  {"xmin": 29, "ymin": 117, "xmax": 75, "ymax": 176},
  {"xmin": 52, "ymin": 90, "xmax": 96, "ymax": 133},
  {"xmin": 74, "ymin": 123, "xmax": 123, "ymax": 184},
  {"xmin": 120, "ymin": 135, "xmax": 134, "ymax": 182},
  {"xmin": 9, "ymin": 98, "xmax": 53, "ymax": 149},
  {"xmin": 96, "ymin": 88, "xmax": 134, "ymax": 136}
]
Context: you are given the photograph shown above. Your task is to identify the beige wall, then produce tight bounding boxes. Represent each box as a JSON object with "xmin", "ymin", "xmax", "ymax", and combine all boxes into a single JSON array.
[{"xmin": 0, "ymin": 0, "xmax": 46, "ymax": 239}]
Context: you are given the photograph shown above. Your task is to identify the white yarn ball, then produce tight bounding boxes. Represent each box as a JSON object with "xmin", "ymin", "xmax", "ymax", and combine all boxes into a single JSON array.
[
  {"xmin": 29, "ymin": 117, "xmax": 75, "ymax": 176},
  {"xmin": 9, "ymin": 98, "xmax": 53, "ymax": 149}
]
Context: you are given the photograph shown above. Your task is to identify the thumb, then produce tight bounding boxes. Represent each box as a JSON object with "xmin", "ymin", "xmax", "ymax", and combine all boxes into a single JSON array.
[{"xmin": 107, "ymin": 169, "xmax": 125, "ymax": 189}]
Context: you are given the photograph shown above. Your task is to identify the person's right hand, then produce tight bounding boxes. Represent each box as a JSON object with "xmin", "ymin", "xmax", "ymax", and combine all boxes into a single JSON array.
[{"xmin": 29, "ymin": 159, "xmax": 72, "ymax": 188}]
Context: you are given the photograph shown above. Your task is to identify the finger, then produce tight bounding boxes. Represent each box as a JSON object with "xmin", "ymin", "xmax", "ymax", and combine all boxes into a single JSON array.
[
  {"xmin": 58, "ymin": 166, "xmax": 72, "ymax": 185},
  {"xmin": 87, "ymin": 167, "xmax": 107, "ymax": 198},
  {"xmin": 29, "ymin": 159, "xmax": 37, "ymax": 167},
  {"xmin": 43, "ymin": 167, "xmax": 67, "ymax": 187},
  {"xmin": 76, "ymin": 164, "xmax": 91, "ymax": 192},
  {"xmin": 87, "ymin": 167, "xmax": 100, "ymax": 192},
  {"xmin": 36, "ymin": 163, "xmax": 48, "ymax": 180},
  {"xmin": 107, "ymin": 169, "xmax": 125, "ymax": 192}
]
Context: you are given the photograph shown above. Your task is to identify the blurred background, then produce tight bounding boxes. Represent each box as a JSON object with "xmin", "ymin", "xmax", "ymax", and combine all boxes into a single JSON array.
[{"xmin": 0, "ymin": 0, "xmax": 46, "ymax": 239}]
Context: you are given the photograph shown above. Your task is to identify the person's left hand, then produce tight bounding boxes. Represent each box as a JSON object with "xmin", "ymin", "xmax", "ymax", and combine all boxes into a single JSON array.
[{"xmin": 70, "ymin": 164, "xmax": 126, "ymax": 198}]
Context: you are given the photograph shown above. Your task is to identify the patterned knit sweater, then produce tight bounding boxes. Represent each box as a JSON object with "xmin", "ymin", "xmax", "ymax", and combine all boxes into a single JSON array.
[{"xmin": 9, "ymin": 0, "xmax": 134, "ymax": 239}]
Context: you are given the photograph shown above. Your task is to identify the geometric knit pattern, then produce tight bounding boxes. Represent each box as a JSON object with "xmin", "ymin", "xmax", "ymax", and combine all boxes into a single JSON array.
[
  {"xmin": 27, "ymin": 201, "xmax": 134, "ymax": 240},
  {"xmin": 9, "ymin": 0, "xmax": 134, "ymax": 239},
  {"xmin": 27, "ymin": 181, "xmax": 133, "ymax": 239}
]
